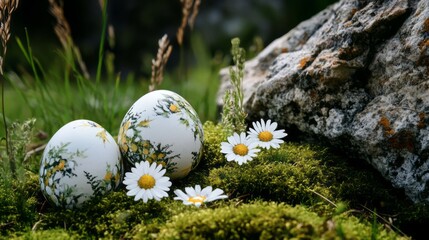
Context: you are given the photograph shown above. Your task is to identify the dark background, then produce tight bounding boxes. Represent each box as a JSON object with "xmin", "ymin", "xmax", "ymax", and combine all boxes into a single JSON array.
[{"xmin": 7, "ymin": 0, "xmax": 338, "ymax": 78}]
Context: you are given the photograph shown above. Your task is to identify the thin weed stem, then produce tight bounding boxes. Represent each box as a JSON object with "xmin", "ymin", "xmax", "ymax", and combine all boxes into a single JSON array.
[
  {"xmin": 1, "ymin": 74, "xmax": 9, "ymax": 164},
  {"xmin": 96, "ymin": 0, "xmax": 109, "ymax": 85},
  {"xmin": 308, "ymin": 189, "xmax": 337, "ymax": 208},
  {"xmin": 360, "ymin": 204, "xmax": 408, "ymax": 238}
]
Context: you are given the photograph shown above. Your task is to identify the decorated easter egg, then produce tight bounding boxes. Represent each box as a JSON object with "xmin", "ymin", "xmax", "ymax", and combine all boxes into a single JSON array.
[
  {"xmin": 118, "ymin": 90, "xmax": 204, "ymax": 179},
  {"xmin": 39, "ymin": 119, "xmax": 123, "ymax": 209}
]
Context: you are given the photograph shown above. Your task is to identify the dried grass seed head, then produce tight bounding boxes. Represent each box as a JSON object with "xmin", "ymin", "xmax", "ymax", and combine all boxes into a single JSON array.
[{"xmin": 149, "ymin": 34, "xmax": 173, "ymax": 92}]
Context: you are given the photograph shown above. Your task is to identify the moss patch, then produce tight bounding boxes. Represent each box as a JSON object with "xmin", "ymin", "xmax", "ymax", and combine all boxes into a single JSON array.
[
  {"xmin": 208, "ymin": 145, "xmax": 335, "ymax": 206},
  {"xmin": 1, "ymin": 121, "xmax": 428, "ymax": 239},
  {"xmin": 11, "ymin": 229, "xmax": 79, "ymax": 240},
  {"xmin": 148, "ymin": 202, "xmax": 404, "ymax": 240}
]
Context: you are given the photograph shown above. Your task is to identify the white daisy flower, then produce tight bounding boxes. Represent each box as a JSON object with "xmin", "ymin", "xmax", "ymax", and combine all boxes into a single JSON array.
[
  {"xmin": 220, "ymin": 132, "xmax": 260, "ymax": 165},
  {"xmin": 248, "ymin": 119, "xmax": 287, "ymax": 149},
  {"xmin": 123, "ymin": 161, "xmax": 172, "ymax": 203},
  {"xmin": 173, "ymin": 185, "xmax": 228, "ymax": 207}
]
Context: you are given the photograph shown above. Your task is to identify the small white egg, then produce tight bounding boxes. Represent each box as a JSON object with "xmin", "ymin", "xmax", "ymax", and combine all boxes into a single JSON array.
[
  {"xmin": 39, "ymin": 119, "xmax": 123, "ymax": 208},
  {"xmin": 118, "ymin": 90, "xmax": 204, "ymax": 179}
]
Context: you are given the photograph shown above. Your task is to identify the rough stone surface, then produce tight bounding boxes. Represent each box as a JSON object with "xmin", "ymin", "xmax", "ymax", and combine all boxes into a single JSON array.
[{"xmin": 218, "ymin": 0, "xmax": 429, "ymax": 203}]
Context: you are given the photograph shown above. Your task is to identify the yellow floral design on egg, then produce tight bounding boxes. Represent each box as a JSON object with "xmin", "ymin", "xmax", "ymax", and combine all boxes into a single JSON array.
[
  {"xmin": 118, "ymin": 90, "xmax": 204, "ymax": 179},
  {"xmin": 138, "ymin": 119, "xmax": 152, "ymax": 127},
  {"xmin": 169, "ymin": 104, "xmax": 180, "ymax": 113},
  {"xmin": 96, "ymin": 130, "xmax": 110, "ymax": 144},
  {"xmin": 118, "ymin": 120, "xmax": 131, "ymax": 152},
  {"xmin": 104, "ymin": 171, "xmax": 112, "ymax": 181},
  {"xmin": 39, "ymin": 120, "xmax": 123, "ymax": 209}
]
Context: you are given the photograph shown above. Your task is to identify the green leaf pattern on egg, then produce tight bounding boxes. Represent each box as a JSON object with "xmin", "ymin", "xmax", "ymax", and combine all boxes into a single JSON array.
[
  {"xmin": 39, "ymin": 120, "xmax": 123, "ymax": 208},
  {"xmin": 154, "ymin": 93, "xmax": 203, "ymax": 142},
  {"xmin": 39, "ymin": 142, "xmax": 85, "ymax": 208},
  {"xmin": 118, "ymin": 90, "xmax": 204, "ymax": 179},
  {"xmin": 83, "ymin": 161, "xmax": 121, "ymax": 198},
  {"xmin": 118, "ymin": 107, "xmax": 182, "ymax": 174}
]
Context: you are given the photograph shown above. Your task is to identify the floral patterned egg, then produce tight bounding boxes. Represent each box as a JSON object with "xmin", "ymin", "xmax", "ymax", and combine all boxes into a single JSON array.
[
  {"xmin": 118, "ymin": 90, "xmax": 204, "ymax": 179},
  {"xmin": 39, "ymin": 119, "xmax": 123, "ymax": 209}
]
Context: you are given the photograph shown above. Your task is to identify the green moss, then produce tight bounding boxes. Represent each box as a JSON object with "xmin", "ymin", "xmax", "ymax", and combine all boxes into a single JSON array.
[
  {"xmin": 200, "ymin": 121, "xmax": 229, "ymax": 168},
  {"xmin": 202, "ymin": 122, "xmax": 428, "ymax": 238},
  {"xmin": 35, "ymin": 191, "xmax": 208, "ymax": 239},
  {"xmin": 38, "ymin": 191, "xmax": 171, "ymax": 238},
  {"xmin": 208, "ymin": 144, "xmax": 335, "ymax": 207},
  {"xmin": 132, "ymin": 202, "xmax": 404, "ymax": 239},
  {"xmin": 0, "ymin": 171, "xmax": 40, "ymax": 235},
  {"xmin": 1, "ymin": 121, "xmax": 428, "ymax": 239},
  {"xmin": 11, "ymin": 229, "xmax": 79, "ymax": 240}
]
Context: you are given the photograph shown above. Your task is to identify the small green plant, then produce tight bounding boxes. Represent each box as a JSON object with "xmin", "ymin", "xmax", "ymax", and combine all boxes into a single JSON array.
[
  {"xmin": 0, "ymin": 120, "xmax": 39, "ymax": 236},
  {"xmin": 221, "ymin": 38, "xmax": 247, "ymax": 134}
]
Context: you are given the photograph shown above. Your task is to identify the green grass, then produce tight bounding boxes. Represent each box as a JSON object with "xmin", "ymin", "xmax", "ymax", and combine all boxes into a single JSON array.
[{"xmin": 2, "ymin": 31, "xmax": 225, "ymax": 137}]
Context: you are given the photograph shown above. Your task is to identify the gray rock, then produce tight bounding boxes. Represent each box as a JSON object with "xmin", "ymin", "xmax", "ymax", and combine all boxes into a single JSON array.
[{"xmin": 218, "ymin": 0, "xmax": 429, "ymax": 203}]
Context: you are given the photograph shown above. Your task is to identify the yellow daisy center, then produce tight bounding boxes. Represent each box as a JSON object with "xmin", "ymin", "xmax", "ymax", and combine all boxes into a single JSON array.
[
  {"xmin": 233, "ymin": 144, "xmax": 248, "ymax": 156},
  {"xmin": 138, "ymin": 174, "xmax": 156, "ymax": 189},
  {"xmin": 169, "ymin": 104, "xmax": 179, "ymax": 112},
  {"xmin": 258, "ymin": 131, "xmax": 273, "ymax": 142},
  {"xmin": 188, "ymin": 195, "xmax": 206, "ymax": 204}
]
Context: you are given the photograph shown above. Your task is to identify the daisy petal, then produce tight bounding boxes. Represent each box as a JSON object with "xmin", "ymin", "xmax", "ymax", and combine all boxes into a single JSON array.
[
  {"xmin": 201, "ymin": 186, "xmax": 213, "ymax": 196},
  {"xmin": 174, "ymin": 185, "xmax": 228, "ymax": 206},
  {"xmin": 122, "ymin": 160, "xmax": 171, "ymax": 202}
]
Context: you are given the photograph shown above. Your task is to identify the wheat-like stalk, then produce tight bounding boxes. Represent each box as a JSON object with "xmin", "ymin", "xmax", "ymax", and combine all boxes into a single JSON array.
[
  {"xmin": 177, "ymin": 0, "xmax": 201, "ymax": 45},
  {"xmin": 48, "ymin": 0, "xmax": 70, "ymax": 52},
  {"xmin": 188, "ymin": 0, "xmax": 200, "ymax": 30},
  {"xmin": 149, "ymin": 34, "xmax": 173, "ymax": 92},
  {"xmin": 177, "ymin": 0, "xmax": 195, "ymax": 46},
  {"xmin": 98, "ymin": 0, "xmax": 106, "ymax": 10},
  {"xmin": 0, "ymin": 0, "xmax": 19, "ymax": 75},
  {"xmin": 48, "ymin": 0, "xmax": 90, "ymax": 79}
]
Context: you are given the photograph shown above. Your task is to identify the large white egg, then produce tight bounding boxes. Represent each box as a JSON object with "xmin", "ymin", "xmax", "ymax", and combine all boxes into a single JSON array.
[
  {"xmin": 39, "ymin": 119, "xmax": 123, "ymax": 209},
  {"xmin": 118, "ymin": 90, "xmax": 204, "ymax": 179}
]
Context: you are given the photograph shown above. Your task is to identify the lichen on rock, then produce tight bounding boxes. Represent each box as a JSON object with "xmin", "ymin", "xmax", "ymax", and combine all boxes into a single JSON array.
[{"xmin": 218, "ymin": 0, "xmax": 429, "ymax": 203}]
